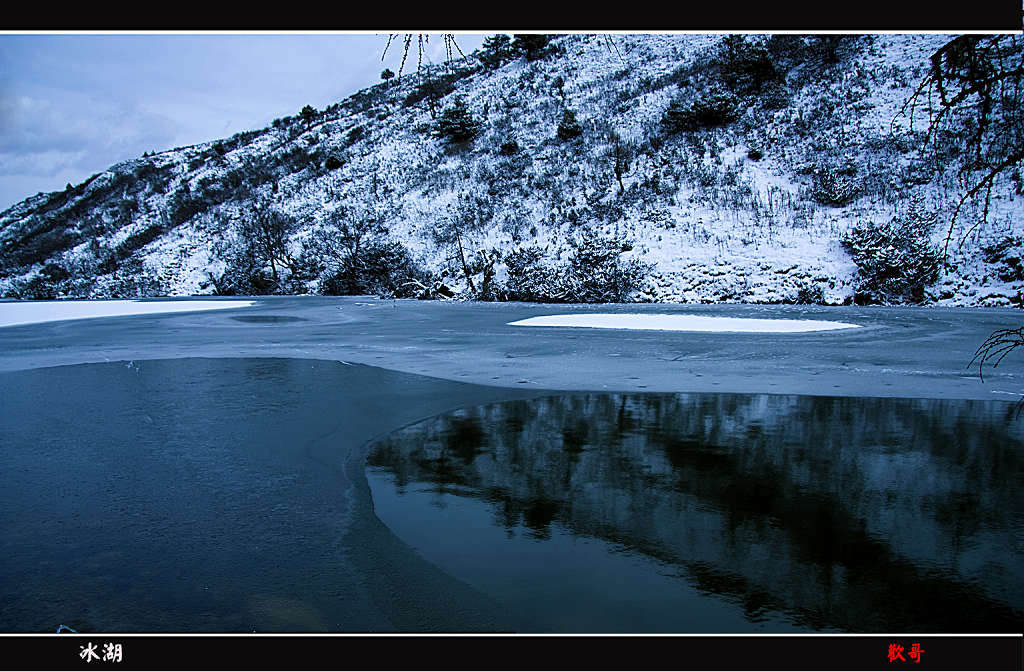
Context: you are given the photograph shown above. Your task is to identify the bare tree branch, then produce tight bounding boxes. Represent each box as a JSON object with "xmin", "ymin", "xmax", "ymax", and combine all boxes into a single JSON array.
[
  {"xmin": 895, "ymin": 35, "xmax": 1024, "ymax": 265},
  {"xmin": 382, "ymin": 34, "xmax": 464, "ymax": 78}
]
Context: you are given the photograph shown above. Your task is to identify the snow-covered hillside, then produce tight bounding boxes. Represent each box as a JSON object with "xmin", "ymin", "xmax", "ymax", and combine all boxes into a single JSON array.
[{"xmin": 1, "ymin": 34, "xmax": 1021, "ymax": 307}]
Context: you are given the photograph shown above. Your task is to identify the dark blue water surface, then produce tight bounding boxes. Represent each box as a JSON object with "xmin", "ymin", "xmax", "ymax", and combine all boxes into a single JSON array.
[
  {"xmin": 2, "ymin": 358, "xmax": 1022, "ymax": 633},
  {"xmin": 0, "ymin": 358, "xmax": 532, "ymax": 633},
  {"xmin": 366, "ymin": 393, "xmax": 1024, "ymax": 633}
]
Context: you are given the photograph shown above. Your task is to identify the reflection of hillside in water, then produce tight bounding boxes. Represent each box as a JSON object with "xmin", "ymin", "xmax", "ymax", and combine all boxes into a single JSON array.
[{"xmin": 367, "ymin": 393, "xmax": 1024, "ymax": 632}]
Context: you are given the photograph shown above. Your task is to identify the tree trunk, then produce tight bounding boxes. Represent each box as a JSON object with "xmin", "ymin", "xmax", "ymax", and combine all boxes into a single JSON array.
[{"xmin": 455, "ymin": 233, "xmax": 476, "ymax": 293}]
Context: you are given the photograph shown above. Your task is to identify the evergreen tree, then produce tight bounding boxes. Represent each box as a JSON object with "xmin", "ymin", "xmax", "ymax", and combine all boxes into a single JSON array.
[
  {"xmin": 479, "ymin": 34, "xmax": 512, "ymax": 69},
  {"xmin": 436, "ymin": 97, "xmax": 483, "ymax": 143},
  {"xmin": 300, "ymin": 105, "xmax": 318, "ymax": 125},
  {"xmin": 512, "ymin": 34, "xmax": 551, "ymax": 61},
  {"xmin": 380, "ymin": 68, "xmax": 395, "ymax": 83},
  {"xmin": 557, "ymin": 109, "xmax": 583, "ymax": 141},
  {"xmin": 717, "ymin": 35, "xmax": 780, "ymax": 95}
]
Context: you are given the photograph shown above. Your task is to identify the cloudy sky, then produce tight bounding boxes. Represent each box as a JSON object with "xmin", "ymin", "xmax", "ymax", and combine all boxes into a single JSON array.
[{"xmin": 0, "ymin": 32, "xmax": 489, "ymax": 212}]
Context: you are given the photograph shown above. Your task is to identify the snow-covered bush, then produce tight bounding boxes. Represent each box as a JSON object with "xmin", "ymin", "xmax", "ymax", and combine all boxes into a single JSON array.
[
  {"xmin": 3, "ymin": 273, "xmax": 58, "ymax": 299},
  {"xmin": 792, "ymin": 281, "xmax": 826, "ymax": 304},
  {"xmin": 478, "ymin": 34, "xmax": 513, "ymax": 70},
  {"xmin": 114, "ymin": 223, "xmax": 165, "ymax": 260},
  {"xmin": 208, "ymin": 208, "xmax": 299, "ymax": 296},
  {"xmin": 982, "ymin": 235, "xmax": 1024, "ymax": 281},
  {"xmin": 404, "ymin": 76, "xmax": 457, "ymax": 110},
  {"xmin": 810, "ymin": 166, "xmax": 860, "ymax": 206},
  {"xmin": 210, "ymin": 254, "xmax": 278, "ymax": 296},
  {"xmin": 500, "ymin": 231, "xmax": 650, "ymax": 303},
  {"xmin": 563, "ymin": 230, "xmax": 651, "ymax": 303},
  {"xmin": 319, "ymin": 237, "xmax": 425, "ymax": 298},
  {"xmin": 295, "ymin": 205, "xmax": 428, "ymax": 298},
  {"xmin": 502, "ymin": 246, "xmax": 565, "ymax": 302},
  {"xmin": 512, "ymin": 34, "xmax": 554, "ymax": 61},
  {"xmin": 1, "ymin": 217, "xmax": 77, "ymax": 270},
  {"xmin": 102, "ymin": 258, "xmax": 162, "ymax": 298},
  {"xmin": 841, "ymin": 204, "xmax": 942, "ymax": 304}
]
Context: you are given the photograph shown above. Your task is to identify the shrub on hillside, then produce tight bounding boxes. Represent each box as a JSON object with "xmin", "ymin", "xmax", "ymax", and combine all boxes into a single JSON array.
[
  {"xmin": 304, "ymin": 204, "xmax": 427, "ymax": 298},
  {"xmin": 300, "ymin": 105, "xmax": 318, "ymax": 125},
  {"xmin": 765, "ymin": 35, "xmax": 808, "ymax": 67},
  {"xmin": 403, "ymin": 72, "xmax": 462, "ymax": 110},
  {"xmin": 104, "ymin": 257, "xmax": 162, "ymax": 298},
  {"xmin": 211, "ymin": 206, "xmax": 299, "ymax": 296},
  {"xmin": 281, "ymin": 146, "xmax": 315, "ymax": 174},
  {"xmin": 841, "ymin": 204, "xmax": 942, "ymax": 304},
  {"xmin": 792, "ymin": 281, "xmax": 826, "ymax": 304},
  {"xmin": 210, "ymin": 254, "xmax": 278, "ymax": 296},
  {"xmin": 346, "ymin": 125, "xmax": 365, "ymax": 146},
  {"xmin": 114, "ymin": 223, "xmax": 165, "ymax": 260},
  {"xmin": 662, "ymin": 87, "xmax": 741, "ymax": 133},
  {"xmin": 807, "ymin": 35, "xmax": 863, "ymax": 68},
  {"xmin": 4, "ymin": 259, "xmax": 85, "ymax": 299},
  {"xmin": 2, "ymin": 222, "xmax": 77, "ymax": 270},
  {"xmin": 167, "ymin": 188, "xmax": 215, "ymax": 227}
]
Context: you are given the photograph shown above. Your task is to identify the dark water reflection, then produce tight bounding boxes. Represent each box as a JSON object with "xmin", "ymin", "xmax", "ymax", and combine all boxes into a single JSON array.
[{"xmin": 366, "ymin": 393, "xmax": 1024, "ymax": 633}]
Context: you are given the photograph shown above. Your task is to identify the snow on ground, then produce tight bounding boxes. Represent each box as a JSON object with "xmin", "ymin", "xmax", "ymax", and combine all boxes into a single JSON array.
[
  {"xmin": 0, "ymin": 300, "xmax": 255, "ymax": 328},
  {"xmin": 508, "ymin": 313, "xmax": 861, "ymax": 333}
]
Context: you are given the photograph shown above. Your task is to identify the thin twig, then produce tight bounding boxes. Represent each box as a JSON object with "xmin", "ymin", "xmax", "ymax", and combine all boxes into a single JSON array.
[
  {"xmin": 383, "ymin": 34, "xmax": 463, "ymax": 80},
  {"xmin": 969, "ymin": 326, "xmax": 1024, "ymax": 382}
]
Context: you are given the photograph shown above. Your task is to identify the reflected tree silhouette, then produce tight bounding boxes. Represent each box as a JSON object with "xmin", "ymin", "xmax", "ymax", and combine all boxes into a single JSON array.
[{"xmin": 367, "ymin": 392, "xmax": 1024, "ymax": 631}]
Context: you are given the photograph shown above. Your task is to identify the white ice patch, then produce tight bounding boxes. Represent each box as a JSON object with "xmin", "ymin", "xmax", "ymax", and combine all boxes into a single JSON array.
[
  {"xmin": 0, "ymin": 300, "xmax": 255, "ymax": 328},
  {"xmin": 508, "ymin": 313, "xmax": 861, "ymax": 333}
]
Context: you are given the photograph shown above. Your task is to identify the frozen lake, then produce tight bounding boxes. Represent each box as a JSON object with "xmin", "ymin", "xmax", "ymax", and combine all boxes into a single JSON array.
[
  {"xmin": 2, "ymin": 295, "xmax": 1023, "ymax": 400},
  {"xmin": 1, "ymin": 297, "xmax": 1022, "ymax": 632}
]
